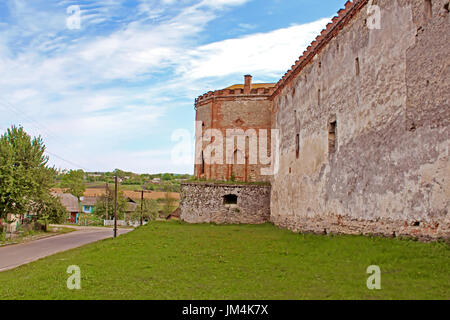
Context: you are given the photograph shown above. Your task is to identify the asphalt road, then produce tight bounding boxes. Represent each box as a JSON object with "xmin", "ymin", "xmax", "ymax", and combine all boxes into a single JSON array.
[{"xmin": 0, "ymin": 226, "xmax": 133, "ymax": 272}]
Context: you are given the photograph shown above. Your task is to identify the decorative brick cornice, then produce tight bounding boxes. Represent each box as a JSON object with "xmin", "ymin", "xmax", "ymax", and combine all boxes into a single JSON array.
[
  {"xmin": 195, "ymin": 87, "xmax": 274, "ymax": 108},
  {"xmin": 271, "ymin": 0, "xmax": 369, "ymax": 98}
]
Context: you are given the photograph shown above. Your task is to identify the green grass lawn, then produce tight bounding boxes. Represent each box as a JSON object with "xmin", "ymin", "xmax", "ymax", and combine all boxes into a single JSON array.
[{"xmin": 0, "ymin": 221, "xmax": 448, "ymax": 300}]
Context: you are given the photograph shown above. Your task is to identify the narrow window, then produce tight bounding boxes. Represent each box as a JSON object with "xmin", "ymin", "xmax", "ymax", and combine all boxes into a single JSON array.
[
  {"xmin": 425, "ymin": 0, "xmax": 432, "ymax": 19},
  {"xmin": 328, "ymin": 119, "xmax": 337, "ymax": 155},
  {"xmin": 355, "ymin": 57, "xmax": 360, "ymax": 76},
  {"xmin": 201, "ymin": 151, "xmax": 205, "ymax": 174},
  {"xmin": 318, "ymin": 89, "xmax": 321, "ymax": 106},
  {"xmin": 296, "ymin": 133, "xmax": 300, "ymax": 159},
  {"xmin": 223, "ymin": 194, "xmax": 238, "ymax": 205}
]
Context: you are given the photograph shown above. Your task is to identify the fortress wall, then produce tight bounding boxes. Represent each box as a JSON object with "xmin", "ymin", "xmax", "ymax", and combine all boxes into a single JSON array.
[
  {"xmin": 270, "ymin": 0, "xmax": 449, "ymax": 239},
  {"xmin": 180, "ymin": 183, "xmax": 271, "ymax": 224}
]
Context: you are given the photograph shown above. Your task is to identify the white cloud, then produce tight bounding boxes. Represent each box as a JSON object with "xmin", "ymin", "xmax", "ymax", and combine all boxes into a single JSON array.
[
  {"xmin": 0, "ymin": 0, "xmax": 330, "ymax": 173},
  {"xmin": 182, "ymin": 18, "xmax": 331, "ymax": 80}
]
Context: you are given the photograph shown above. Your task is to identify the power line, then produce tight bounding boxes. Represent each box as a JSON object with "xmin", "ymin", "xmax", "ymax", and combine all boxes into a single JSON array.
[
  {"xmin": 44, "ymin": 150, "xmax": 92, "ymax": 172},
  {"xmin": 0, "ymin": 100, "xmax": 92, "ymax": 171},
  {"xmin": 0, "ymin": 98, "xmax": 106, "ymax": 172},
  {"xmin": 0, "ymin": 100, "xmax": 61, "ymax": 144}
]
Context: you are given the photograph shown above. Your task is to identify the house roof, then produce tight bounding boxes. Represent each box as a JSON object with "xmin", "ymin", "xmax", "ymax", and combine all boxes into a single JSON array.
[
  {"xmin": 82, "ymin": 197, "xmax": 97, "ymax": 206},
  {"xmin": 51, "ymin": 188, "xmax": 180, "ymax": 201},
  {"xmin": 126, "ymin": 201, "xmax": 137, "ymax": 212},
  {"xmin": 53, "ymin": 193, "xmax": 79, "ymax": 213},
  {"xmin": 166, "ymin": 207, "xmax": 180, "ymax": 220}
]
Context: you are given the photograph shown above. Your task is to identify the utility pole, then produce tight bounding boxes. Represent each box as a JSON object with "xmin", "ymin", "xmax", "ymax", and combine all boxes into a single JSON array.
[
  {"xmin": 140, "ymin": 190, "xmax": 144, "ymax": 226},
  {"xmin": 114, "ymin": 176, "xmax": 118, "ymax": 238},
  {"xmin": 105, "ymin": 183, "xmax": 109, "ymax": 221}
]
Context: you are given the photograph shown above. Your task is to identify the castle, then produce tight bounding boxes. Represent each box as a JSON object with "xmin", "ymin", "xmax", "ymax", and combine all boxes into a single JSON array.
[{"xmin": 180, "ymin": 0, "xmax": 449, "ymax": 240}]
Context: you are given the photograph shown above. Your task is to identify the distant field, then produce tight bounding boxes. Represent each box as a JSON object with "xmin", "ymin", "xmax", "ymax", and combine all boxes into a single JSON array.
[
  {"xmin": 51, "ymin": 188, "xmax": 180, "ymax": 200},
  {"xmin": 0, "ymin": 222, "xmax": 448, "ymax": 300}
]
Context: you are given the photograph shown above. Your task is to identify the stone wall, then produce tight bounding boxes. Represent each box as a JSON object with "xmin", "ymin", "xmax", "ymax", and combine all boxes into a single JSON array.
[
  {"xmin": 270, "ymin": 0, "xmax": 449, "ymax": 240},
  {"xmin": 180, "ymin": 183, "xmax": 271, "ymax": 224}
]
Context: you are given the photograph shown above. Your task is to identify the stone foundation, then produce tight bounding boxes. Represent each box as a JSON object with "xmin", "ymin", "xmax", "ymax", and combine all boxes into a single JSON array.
[
  {"xmin": 271, "ymin": 213, "xmax": 449, "ymax": 241},
  {"xmin": 180, "ymin": 183, "xmax": 271, "ymax": 224}
]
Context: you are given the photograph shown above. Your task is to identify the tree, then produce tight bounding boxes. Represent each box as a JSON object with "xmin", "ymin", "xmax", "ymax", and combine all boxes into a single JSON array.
[
  {"xmin": 162, "ymin": 173, "xmax": 173, "ymax": 181},
  {"xmin": 32, "ymin": 194, "xmax": 67, "ymax": 225},
  {"xmin": 128, "ymin": 198, "xmax": 159, "ymax": 223},
  {"xmin": 0, "ymin": 126, "xmax": 54, "ymax": 221},
  {"xmin": 161, "ymin": 182, "xmax": 177, "ymax": 217},
  {"xmin": 61, "ymin": 169, "xmax": 86, "ymax": 218},
  {"xmin": 61, "ymin": 170, "xmax": 85, "ymax": 200},
  {"xmin": 94, "ymin": 187, "xmax": 128, "ymax": 220}
]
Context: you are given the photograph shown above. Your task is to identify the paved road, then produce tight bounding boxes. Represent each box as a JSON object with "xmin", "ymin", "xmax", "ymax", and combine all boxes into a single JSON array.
[{"xmin": 0, "ymin": 226, "xmax": 133, "ymax": 272}]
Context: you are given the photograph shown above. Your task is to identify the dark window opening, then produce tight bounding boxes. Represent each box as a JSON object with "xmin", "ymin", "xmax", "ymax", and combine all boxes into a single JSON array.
[
  {"xmin": 328, "ymin": 120, "xmax": 337, "ymax": 155},
  {"xmin": 413, "ymin": 221, "xmax": 420, "ymax": 226},
  {"xmin": 425, "ymin": 0, "xmax": 432, "ymax": 19},
  {"xmin": 355, "ymin": 57, "xmax": 360, "ymax": 76},
  {"xmin": 296, "ymin": 133, "xmax": 300, "ymax": 159},
  {"xmin": 318, "ymin": 89, "xmax": 321, "ymax": 106},
  {"xmin": 223, "ymin": 194, "xmax": 238, "ymax": 205},
  {"xmin": 201, "ymin": 151, "xmax": 205, "ymax": 174},
  {"xmin": 444, "ymin": 2, "xmax": 449, "ymax": 13}
]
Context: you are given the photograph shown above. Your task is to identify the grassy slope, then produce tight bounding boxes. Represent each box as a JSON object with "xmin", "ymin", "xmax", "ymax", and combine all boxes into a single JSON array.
[{"xmin": 0, "ymin": 222, "xmax": 448, "ymax": 300}]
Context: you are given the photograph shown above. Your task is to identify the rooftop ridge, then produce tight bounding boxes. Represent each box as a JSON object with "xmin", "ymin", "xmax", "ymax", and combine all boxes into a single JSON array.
[
  {"xmin": 195, "ymin": 86, "xmax": 275, "ymax": 106},
  {"xmin": 271, "ymin": 0, "xmax": 369, "ymax": 97}
]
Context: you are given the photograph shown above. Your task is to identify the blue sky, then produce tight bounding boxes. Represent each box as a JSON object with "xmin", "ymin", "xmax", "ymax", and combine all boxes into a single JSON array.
[{"xmin": 0, "ymin": 0, "xmax": 346, "ymax": 174}]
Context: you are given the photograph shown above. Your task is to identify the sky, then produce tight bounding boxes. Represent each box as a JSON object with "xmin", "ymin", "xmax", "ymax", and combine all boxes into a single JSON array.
[{"xmin": 0, "ymin": 0, "xmax": 347, "ymax": 174}]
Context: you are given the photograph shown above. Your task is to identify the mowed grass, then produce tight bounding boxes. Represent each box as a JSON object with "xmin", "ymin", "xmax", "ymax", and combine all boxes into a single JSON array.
[{"xmin": 0, "ymin": 221, "xmax": 448, "ymax": 300}]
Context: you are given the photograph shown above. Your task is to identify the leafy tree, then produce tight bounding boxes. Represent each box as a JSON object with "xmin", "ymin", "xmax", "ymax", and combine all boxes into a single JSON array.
[
  {"xmin": 129, "ymin": 198, "xmax": 159, "ymax": 223},
  {"xmin": 161, "ymin": 182, "xmax": 177, "ymax": 216},
  {"xmin": 61, "ymin": 169, "xmax": 86, "ymax": 216},
  {"xmin": 0, "ymin": 126, "xmax": 54, "ymax": 220},
  {"xmin": 32, "ymin": 194, "xmax": 67, "ymax": 225},
  {"xmin": 94, "ymin": 187, "xmax": 128, "ymax": 220},
  {"xmin": 162, "ymin": 173, "xmax": 173, "ymax": 181},
  {"xmin": 61, "ymin": 170, "xmax": 85, "ymax": 200}
]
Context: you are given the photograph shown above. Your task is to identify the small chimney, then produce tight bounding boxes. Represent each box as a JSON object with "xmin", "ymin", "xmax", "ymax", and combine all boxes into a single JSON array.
[{"xmin": 244, "ymin": 75, "xmax": 252, "ymax": 94}]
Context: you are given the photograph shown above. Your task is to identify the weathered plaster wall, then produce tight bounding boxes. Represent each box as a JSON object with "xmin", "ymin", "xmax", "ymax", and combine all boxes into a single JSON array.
[
  {"xmin": 270, "ymin": 0, "xmax": 449, "ymax": 240},
  {"xmin": 180, "ymin": 183, "xmax": 271, "ymax": 224}
]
